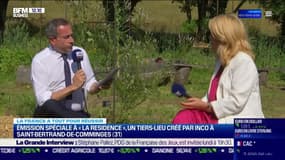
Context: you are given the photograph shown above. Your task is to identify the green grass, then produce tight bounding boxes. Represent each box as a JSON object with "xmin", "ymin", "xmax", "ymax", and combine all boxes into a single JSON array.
[
  {"xmin": 261, "ymin": 86, "xmax": 285, "ymax": 118},
  {"xmin": 86, "ymin": 67, "xmax": 285, "ymax": 123},
  {"xmin": 0, "ymin": 75, "xmax": 35, "ymax": 117},
  {"xmin": 0, "ymin": 65, "xmax": 284, "ymax": 122}
]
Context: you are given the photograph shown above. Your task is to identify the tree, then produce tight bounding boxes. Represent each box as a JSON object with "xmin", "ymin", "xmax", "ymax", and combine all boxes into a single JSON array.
[
  {"xmin": 0, "ymin": 0, "xmax": 9, "ymax": 45},
  {"xmin": 209, "ymin": 0, "xmax": 229, "ymax": 18},
  {"xmin": 101, "ymin": 0, "xmax": 142, "ymax": 46},
  {"xmin": 172, "ymin": 0, "xmax": 197, "ymax": 20},
  {"xmin": 102, "ymin": 0, "xmax": 141, "ymax": 27},
  {"xmin": 173, "ymin": 0, "xmax": 230, "ymax": 41},
  {"xmin": 196, "ymin": 0, "xmax": 208, "ymax": 41},
  {"xmin": 103, "ymin": 0, "xmax": 115, "ymax": 24}
]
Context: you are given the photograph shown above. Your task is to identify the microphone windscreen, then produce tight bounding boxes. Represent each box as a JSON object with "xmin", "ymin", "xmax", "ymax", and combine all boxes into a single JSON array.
[
  {"xmin": 72, "ymin": 49, "xmax": 83, "ymax": 62},
  {"xmin": 171, "ymin": 83, "xmax": 191, "ymax": 98}
]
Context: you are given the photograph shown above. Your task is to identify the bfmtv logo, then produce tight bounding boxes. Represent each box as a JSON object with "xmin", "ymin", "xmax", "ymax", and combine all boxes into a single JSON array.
[
  {"xmin": 13, "ymin": 7, "xmax": 45, "ymax": 17},
  {"xmin": 13, "ymin": 8, "xmax": 28, "ymax": 17},
  {"xmin": 29, "ymin": 8, "xmax": 45, "ymax": 13}
]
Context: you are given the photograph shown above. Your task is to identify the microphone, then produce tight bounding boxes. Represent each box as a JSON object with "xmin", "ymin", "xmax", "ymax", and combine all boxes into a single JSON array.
[
  {"xmin": 72, "ymin": 49, "xmax": 83, "ymax": 70},
  {"xmin": 171, "ymin": 83, "xmax": 191, "ymax": 98},
  {"xmin": 71, "ymin": 49, "xmax": 86, "ymax": 109}
]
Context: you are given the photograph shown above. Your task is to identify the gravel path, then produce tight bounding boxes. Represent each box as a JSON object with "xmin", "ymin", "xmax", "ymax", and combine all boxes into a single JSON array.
[{"xmin": 0, "ymin": 116, "xmax": 14, "ymax": 138}]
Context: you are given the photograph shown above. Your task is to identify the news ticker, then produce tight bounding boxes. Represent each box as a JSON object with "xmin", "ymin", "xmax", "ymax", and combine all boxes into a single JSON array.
[
  {"xmin": 0, "ymin": 146, "xmax": 234, "ymax": 160},
  {"xmin": 1, "ymin": 138, "xmax": 233, "ymax": 147},
  {"xmin": 13, "ymin": 119, "xmax": 233, "ymax": 138},
  {"xmin": 0, "ymin": 118, "xmax": 284, "ymax": 160}
]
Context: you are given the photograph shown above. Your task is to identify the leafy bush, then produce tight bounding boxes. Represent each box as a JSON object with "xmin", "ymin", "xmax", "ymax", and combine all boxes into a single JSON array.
[
  {"xmin": 0, "ymin": 47, "xmax": 32, "ymax": 74},
  {"xmin": 181, "ymin": 20, "xmax": 197, "ymax": 34},
  {"xmin": 0, "ymin": 18, "xmax": 40, "ymax": 74},
  {"xmin": 4, "ymin": 18, "xmax": 30, "ymax": 44}
]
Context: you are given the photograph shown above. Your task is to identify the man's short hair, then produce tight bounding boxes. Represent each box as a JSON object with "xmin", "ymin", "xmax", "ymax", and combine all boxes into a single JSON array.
[{"xmin": 45, "ymin": 18, "xmax": 70, "ymax": 39}]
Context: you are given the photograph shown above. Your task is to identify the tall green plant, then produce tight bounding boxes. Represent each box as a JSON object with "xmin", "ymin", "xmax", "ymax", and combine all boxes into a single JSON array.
[
  {"xmin": 252, "ymin": 35, "xmax": 284, "ymax": 69},
  {"xmin": 112, "ymin": 1, "xmax": 159, "ymax": 123},
  {"xmin": 4, "ymin": 19, "xmax": 29, "ymax": 45}
]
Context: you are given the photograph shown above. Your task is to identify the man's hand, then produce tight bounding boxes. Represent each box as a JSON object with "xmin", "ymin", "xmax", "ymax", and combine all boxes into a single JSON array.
[
  {"xmin": 51, "ymin": 70, "xmax": 85, "ymax": 100},
  {"xmin": 89, "ymin": 82, "xmax": 102, "ymax": 94},
  {"xmin": 72, "ymin": 69, "xmax": 86, "ymax": 90}
]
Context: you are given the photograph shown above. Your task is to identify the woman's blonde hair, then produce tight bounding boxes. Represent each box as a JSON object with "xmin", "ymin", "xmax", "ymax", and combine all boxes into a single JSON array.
[{"xmin": 208, "ymin": 14, "xmax": 254, "ymax": 66}]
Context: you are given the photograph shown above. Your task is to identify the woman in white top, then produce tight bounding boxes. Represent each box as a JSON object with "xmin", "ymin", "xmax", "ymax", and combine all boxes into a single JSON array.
[{"xmin": 172, "ymin": 14, "xmax": 264, "ymax": 124}]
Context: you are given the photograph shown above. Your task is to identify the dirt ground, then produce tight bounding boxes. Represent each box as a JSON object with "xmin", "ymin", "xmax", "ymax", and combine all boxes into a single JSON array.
[{"xmin": 0, "ymin": 116, "xmax": 14, "ymax": 138}]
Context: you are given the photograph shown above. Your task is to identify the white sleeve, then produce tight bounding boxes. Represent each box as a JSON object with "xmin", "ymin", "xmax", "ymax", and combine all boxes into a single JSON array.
[
  {"xmin": 31, "ymin": 59, "xmax": 52, "ymax": 106},
  {"xmin": 211, "ymin": 57, "xmax": 258, "ymax": 119}
]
